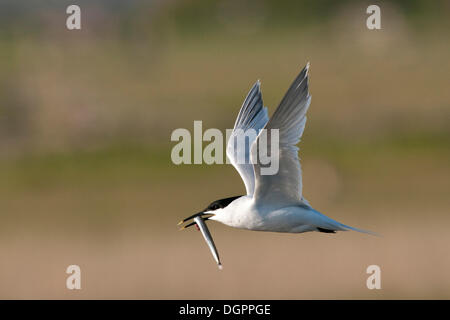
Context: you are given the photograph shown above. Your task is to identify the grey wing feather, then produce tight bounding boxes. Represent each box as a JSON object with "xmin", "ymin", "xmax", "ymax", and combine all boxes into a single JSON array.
[
  {"xmin": 251, "ymin": 63, "xmax": 311, "ymax": 206},
  {"xmin": 227, "ymin": 81, "xmax": 269, "ymax": 196}
]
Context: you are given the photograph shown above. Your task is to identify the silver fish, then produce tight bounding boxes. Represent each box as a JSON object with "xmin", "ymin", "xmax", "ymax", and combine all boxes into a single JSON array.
[{"xmin": 194, "ymin": 216, "xmax": 222, "ymax": 270}]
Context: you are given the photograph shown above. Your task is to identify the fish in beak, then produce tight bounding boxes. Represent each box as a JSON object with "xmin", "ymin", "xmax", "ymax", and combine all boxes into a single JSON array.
[{"xmin": 178, "ymin": 212, "xmax": 222, "ymax": 269}]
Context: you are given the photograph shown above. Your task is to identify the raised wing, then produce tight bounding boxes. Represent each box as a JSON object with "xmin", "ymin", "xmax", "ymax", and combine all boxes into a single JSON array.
[
  {"xmin": 226, "ymin": 81, "xmax": 269, "ymax": 196},
  {"xmin": 251, "ymin": 64, "xmax": 311, "ymax": 207}
]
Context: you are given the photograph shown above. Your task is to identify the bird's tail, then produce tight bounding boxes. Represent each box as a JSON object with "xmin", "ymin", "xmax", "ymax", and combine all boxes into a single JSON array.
[
  {"xmin": 311, "ymin": 208, "xmax": 379, "ymax": 236},
  {"xmin": 339, "ymin": 223, "xmax": 380, "ymax": 236}
]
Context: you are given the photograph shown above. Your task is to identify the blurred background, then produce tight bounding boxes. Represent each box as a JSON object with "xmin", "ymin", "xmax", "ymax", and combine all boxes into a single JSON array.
[{"xmin": 0, "ymin": 0, "xmax": 449, "ymax": 299}]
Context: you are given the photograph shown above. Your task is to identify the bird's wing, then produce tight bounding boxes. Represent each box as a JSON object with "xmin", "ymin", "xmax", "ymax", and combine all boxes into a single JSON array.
[
  {"xmin": 251, "ymin": 64, "xmax": 311, "ymax": 207},
  {"xmin": 226, "ymin": 81, "xmax": 269, "ymax": 196}
]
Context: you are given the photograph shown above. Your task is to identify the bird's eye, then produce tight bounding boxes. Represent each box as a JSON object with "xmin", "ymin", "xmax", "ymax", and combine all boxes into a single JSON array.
[{"xmin": 212, "ymin": 204, "xmax": 220, "ymax": 210}]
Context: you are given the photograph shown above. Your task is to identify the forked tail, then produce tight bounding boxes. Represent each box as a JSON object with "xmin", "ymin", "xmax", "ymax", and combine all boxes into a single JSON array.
[{"xmin": 339, "ymin": 223, "xmax": 380, "ymax": 236}]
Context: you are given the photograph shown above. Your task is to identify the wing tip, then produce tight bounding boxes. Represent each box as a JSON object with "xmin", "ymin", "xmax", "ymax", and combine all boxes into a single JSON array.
[
  {"xmin": 252, "ymin": 79, "xmax": 261, "ymax": 88},
  {"xmin": 254, "ymin": 79, "xmax": 261, "ymax": 92},
  {"xmin": 304, "ymin": 62, "xmax": 310, "ymax": 81},
  {"xmin": 303, "ymin": 62, "xmax": 310, "ymax": 81}
]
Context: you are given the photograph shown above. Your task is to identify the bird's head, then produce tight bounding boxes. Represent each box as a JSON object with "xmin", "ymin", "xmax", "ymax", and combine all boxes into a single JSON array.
[{"xmin": 178, "ymin": 195, "xmax": 242, "ymax": 230}]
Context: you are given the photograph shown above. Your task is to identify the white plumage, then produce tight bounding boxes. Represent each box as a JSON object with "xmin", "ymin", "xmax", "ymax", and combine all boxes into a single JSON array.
[
  {"xmin": 212, "ymin": 63, "xmax": 374, "ymax": 234},
  {"xmin": 180, "ymin": 64, "xmax": 375, "ymax": 268}
]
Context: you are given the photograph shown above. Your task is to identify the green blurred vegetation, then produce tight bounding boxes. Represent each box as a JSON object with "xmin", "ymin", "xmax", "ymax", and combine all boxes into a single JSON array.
[
  {"xmin": 0, "ymin": 0, "xmax": 449, "ymax": 153},
  {"xmin": 0, "ymin": 0, "xmax": 447, "ymax": 225},
  {"xmin": 0, "ymin": 0, "xmax": 448, "ymax": 225}
]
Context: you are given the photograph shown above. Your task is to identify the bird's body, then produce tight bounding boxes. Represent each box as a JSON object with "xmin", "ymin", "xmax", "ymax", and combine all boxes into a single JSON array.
[
  {"xmin": 211, "ymin": 195, "xmax": 357, "ymax": 234},
  {"xmin": 180, "ymin": 63, "xmax": 375, "ymax": 267}
]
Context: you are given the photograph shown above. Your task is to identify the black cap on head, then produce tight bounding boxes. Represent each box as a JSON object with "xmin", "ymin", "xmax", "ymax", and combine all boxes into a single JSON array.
[
  {"xmin": 178, "ymin": 195, "xmax": 243, "ymax": 227},
  {"xmin": 204, "ymin": 195, "xmax": 243, "ymax": 212}
]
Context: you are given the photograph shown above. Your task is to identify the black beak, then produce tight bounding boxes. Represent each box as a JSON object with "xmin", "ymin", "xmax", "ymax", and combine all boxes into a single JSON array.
[
  {"xmin": 177, "ymin": 212, "xmax": 204, "ymax": 225},
  {"xmin": 178, "ymin": 212, "xmax": 213, "ymax": 230}
]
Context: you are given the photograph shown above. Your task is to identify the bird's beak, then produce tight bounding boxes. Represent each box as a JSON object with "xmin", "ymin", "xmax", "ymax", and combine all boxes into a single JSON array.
[
  {"xmin": 178, "ymin": 212, "xmax": 213, "ymax": 230},
  {"xmin": 177, "ymin": 212, "xmax": 204, "ymax": 225}
]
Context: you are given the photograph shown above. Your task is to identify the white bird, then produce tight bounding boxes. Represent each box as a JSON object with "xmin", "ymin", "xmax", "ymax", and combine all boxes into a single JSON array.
[{"xmin": 179, "ymin": 63, "xmax": 375, "ymax": 267}]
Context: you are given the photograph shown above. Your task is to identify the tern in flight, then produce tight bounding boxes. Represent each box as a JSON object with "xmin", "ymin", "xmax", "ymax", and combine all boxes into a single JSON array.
[{"xmin": 179, "ymin": 63, "xmax": 375, "ymax": 268}]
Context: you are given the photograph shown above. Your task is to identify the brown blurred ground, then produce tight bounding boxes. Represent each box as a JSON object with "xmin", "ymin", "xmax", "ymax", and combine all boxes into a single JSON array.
[{"xmin": 0, "ymin": 1, "xmax": 449, "ymax": 299}]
